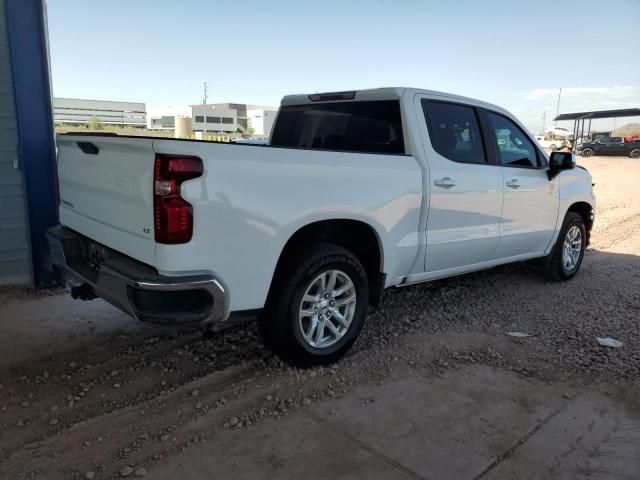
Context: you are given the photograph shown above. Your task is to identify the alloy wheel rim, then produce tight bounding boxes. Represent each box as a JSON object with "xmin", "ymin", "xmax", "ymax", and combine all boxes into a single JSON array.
[
  {"xmin": 298, "ymin": 269, "xmax": 356, "ymax": 349},
  {"xmin": 562, "ymin": 225, "xmax": 582, "ymax": 272}
]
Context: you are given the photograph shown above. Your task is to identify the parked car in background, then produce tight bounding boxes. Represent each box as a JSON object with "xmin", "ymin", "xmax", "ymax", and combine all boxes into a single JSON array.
[
  {"xmin": 544, "ymin": 126, "xmax": 573, "ymax": 138},
  {"xmin": 534, "ymin": 135, "xmax": 567, "ymax": 151},
  {"xmin": 47, "ymin": 87, "xmax": 595, "ymax": 366},
  {"xmin": 577, "ymin": 137, "xmax": 640, "ymax": 158}
]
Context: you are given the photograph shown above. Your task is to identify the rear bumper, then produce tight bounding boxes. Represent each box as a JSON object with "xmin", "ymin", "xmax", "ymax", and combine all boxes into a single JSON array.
[{"xmin": 46, "ymin": 226, "xmax": 228, "ymax": 325}]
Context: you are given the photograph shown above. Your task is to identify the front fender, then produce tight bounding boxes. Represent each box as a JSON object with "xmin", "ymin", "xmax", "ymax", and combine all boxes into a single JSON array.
[{"xmin": 545, "ymin": 167, "xmax": 595, "ymax": 254}]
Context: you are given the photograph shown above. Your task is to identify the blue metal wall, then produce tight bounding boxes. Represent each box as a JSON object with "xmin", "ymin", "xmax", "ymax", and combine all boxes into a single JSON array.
[
  {"xmin": 0, "ymin": 0, "xmax": 32, "ymax": 285},
  {"xmin": 3, "ymin": 0, "xmax": 59, "ymax": 287}
]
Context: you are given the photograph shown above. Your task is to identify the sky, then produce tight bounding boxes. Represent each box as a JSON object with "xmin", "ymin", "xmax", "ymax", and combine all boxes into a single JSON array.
[{"xmin": 46, "ymin": 0, "xmax": 640, "ymax": 133}]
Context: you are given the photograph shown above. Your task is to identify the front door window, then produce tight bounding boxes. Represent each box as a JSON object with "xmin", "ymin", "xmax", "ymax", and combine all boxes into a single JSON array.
[{"xmin": 486, "ymin": 112, "xmax": 541, "ymax": 168}]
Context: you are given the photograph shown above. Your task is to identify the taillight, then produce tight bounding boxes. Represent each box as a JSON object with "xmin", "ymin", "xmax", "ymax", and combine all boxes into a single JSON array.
[{"xmin": 154, "ymin": 154, "xmax": 203, "ymax": 244}]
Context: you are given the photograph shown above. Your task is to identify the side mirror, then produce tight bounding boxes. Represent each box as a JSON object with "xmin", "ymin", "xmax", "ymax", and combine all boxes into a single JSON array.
[{"xmin": 548, "ymin": 151, "xmax": 576, "ymax": 179}]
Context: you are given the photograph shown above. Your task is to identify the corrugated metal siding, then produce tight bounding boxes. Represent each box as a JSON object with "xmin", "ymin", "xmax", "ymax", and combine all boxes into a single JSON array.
[{"xmin": 0, "ymin": 0, "xmax": 32, "ymax": 285}]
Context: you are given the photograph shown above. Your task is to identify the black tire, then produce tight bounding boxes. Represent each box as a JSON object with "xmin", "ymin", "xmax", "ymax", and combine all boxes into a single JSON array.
[
  {"xmin": 629, "ymin": 148, "xmax": 640, "ymax": 159},
  {"xmin": 541, "ymin": 212, "xmax": 586, "ymax": 281},
  {"xmin": 581, "ymin": 148, "xmax": 594, "ymax": 157},
  {"xmin": 259, "ymin": 243, "xmax": 369, "ymax": 367}
]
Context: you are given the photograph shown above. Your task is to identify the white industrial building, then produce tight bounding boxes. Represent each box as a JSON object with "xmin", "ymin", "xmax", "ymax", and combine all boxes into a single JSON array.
[
  {"xmin": 191, "ymin": 103, "xmax": 278, "ymax": 136},
  {"xmin": 147, "ymin": 106, "xmax": 191, "ymax": 130},
  {"xmin": 191, "ymin": 105, "xmax": 238, "ymax": 133},
  {"xmin": 247, "ymin": 108, "xmax": 277, "ymax": 136},
  {"xmin": 53, "ymin": 98, "xmax": 147, "ymax": 128}
]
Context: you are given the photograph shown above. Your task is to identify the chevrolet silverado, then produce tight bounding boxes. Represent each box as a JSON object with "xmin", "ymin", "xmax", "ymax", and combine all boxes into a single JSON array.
[{"xmin": 47, "ymin": 88, "xmax": 595, "ymax": 366}]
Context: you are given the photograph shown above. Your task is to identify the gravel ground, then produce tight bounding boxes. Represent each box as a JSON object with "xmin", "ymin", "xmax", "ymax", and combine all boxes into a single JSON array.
[{"xmin": 0, "ymin": 156, "xmax": 638, "ymax": 478}]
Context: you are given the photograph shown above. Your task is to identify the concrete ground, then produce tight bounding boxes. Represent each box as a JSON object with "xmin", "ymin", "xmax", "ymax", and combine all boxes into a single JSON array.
[
  {"xmin": 1, "ymin": 156, "xmax": 639, "ymax": 479},
  {"xmin": 149, "ymin": 365, "xmax": 640, "ymax": 480},
  {"xmin": 1, "ymin": 318, "xmax": 638, "ymax": 480}
]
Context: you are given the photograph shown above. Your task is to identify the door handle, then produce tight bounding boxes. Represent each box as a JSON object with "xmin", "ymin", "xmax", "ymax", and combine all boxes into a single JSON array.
[
  {"xmin": 506, "ymin": 179, "xmax": 521, "ymax": 189},
  {"xmin": 434, "ymin": 177, "xmax": 456, "ymax": 188}
]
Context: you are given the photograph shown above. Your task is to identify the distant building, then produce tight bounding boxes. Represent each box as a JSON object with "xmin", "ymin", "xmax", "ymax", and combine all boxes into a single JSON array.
[
  {"xmin": 53, "ymin": 98, "xmax": 146, "ymax": 128},
  {"xmin": 191, "ymin": 105, "xmax": 238, "ymax": 133},
  {"xmin": 191, "ymin": 103, "xmax": 278, "ymax": 136},
  {"xmin": 247, "ymin": 108, "xmax": 278, "ymax": 136},
  {"xmin": 147, "ymin": 106, "xmax": 191, "ymax": 130},
  {"xmin": 149, "ymin": 115, "xmax": 176, "ymax": 130}
]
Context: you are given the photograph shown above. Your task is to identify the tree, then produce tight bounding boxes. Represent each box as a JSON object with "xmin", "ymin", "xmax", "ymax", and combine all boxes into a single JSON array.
[
  {"xmin": 87, "ymin": 115, "xmax": 103, "ymax": 130},
  {"xmin": 246, "ymin": 127, "xmax": 255, "ymax": 137}
]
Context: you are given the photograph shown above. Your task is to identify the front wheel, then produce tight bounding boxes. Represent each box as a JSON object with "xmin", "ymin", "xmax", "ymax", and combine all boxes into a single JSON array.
[
  {"xmin": 259, "ymin": 243, "xmax": 369, "ymax": 367},
  {"xmin": 541, "ymin": 212, "xmax": 586, "ymax": 281},
  {"xmin": 629, "ymin": 148, "xmax": 640, "ymax": 159}
]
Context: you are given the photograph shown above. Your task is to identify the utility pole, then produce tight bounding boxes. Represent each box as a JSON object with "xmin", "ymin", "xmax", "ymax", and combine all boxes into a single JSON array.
[
  {"xmin": 541, "ymin": 111, "xmax": 546, "ymax": 135},
  {"xmin": 202, "ymin": 82, "xmax": 209, "ymax": 134},
  {"xmin": 554, "ymin": 88, "xmax": 562, "ymax": 126}
]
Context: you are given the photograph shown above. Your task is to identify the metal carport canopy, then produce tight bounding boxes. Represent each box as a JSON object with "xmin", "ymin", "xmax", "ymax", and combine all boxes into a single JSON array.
[
  {"xmin": 553, "ymin": 108, "xmax": 640, "ymax": 148},
  {"xmin": 554, "ymin": 108, "xmax": 640, "ymax": 121}
]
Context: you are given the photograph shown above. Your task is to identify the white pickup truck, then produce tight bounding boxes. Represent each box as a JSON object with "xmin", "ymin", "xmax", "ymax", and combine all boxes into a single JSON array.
[{"xmin": 47, "ymin": 88, "xmax": 595, "ymax": 366}]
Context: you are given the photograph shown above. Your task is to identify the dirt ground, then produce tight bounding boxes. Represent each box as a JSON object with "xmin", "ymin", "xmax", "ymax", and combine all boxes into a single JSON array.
[{"xmin": 1, "ymin": 157, "xmax": 639, "ymax": 479}]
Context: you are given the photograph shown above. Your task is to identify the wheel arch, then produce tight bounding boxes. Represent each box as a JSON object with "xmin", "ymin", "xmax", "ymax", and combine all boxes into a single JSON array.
[
  {"xmin": 567, "ymin": 201, "xmax": 594, "ymax": 246},
  {"xmin": 268, "ymin": 219, "xmax": 386, "ymax": 307}
]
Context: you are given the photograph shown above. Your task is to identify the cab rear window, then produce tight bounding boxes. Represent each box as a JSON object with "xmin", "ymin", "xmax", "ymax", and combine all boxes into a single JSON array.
[{"xmin": 270, "ymin": 100, "xmax": 404, "ymax": 154}]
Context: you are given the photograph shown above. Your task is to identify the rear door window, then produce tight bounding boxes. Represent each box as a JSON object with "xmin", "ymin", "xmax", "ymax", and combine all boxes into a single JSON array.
[
  {"xmin": 270, "ymin": 100, "xmax": 404, "ymax": 154},
  {"xmin": 422, "ymin": 100, "xmax": 487, "ymax": 164}
]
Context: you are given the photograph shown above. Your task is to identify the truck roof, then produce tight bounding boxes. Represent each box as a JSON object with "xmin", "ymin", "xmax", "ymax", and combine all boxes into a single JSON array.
[{"xmin": 280, "ymin": 87, "xmax": 510, "ymax": 116}]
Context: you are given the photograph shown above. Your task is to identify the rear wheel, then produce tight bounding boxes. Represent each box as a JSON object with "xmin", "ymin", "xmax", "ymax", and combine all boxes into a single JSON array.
[
  {"xmin": 581, "ymin": 148, "xmax": 594, "ymax": 157},
  {"xmin": 629, "ymin": 148, "xmax": 640, "ymax": 158},
  {"xmin": 259, "ymin": 243, "xmax": 369, "ymax": 367},
  {"xmin": 542, "ymin": 212, "xmax": 586, "ymax": 281}
]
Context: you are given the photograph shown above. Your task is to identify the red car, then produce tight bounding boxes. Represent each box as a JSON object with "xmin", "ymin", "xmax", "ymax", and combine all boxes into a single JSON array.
[{"xmin": 624, "ymin": 136, "xmax": 640, "ymax": 143}]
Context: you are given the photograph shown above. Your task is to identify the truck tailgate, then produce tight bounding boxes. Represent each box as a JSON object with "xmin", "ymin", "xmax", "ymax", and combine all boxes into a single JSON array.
[{"xmin": 56, "ymin": 135, "xmax": 157, "ymax": 266}]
